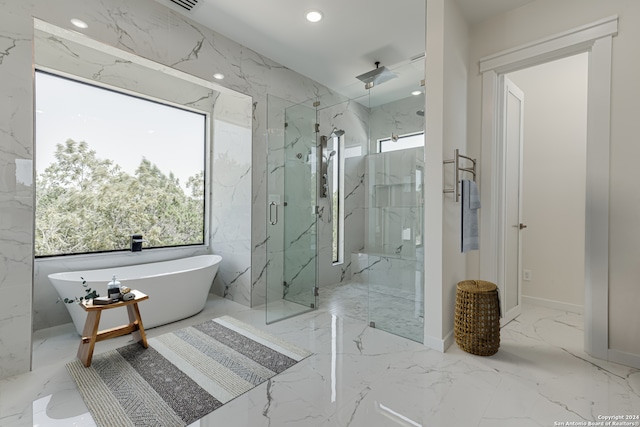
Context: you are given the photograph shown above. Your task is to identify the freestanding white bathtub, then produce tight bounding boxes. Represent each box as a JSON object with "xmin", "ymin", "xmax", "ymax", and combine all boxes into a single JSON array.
[{"xmin": 48, "ymin": 254, "xmax": 222, "ymax": 335}]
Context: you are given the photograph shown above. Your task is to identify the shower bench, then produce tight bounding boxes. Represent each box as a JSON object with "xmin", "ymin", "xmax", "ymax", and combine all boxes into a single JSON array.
[{"xmin": 76, "ymin": 290, "xmax": 149, "ymax": 367}]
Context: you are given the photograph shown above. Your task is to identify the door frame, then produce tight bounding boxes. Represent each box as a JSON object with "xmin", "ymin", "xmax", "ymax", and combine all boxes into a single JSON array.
[
  {"xmin": 499, "ymin": 76, "xmax": 525, "ymax": 325},
  {"xmin": 478, "ymin": 16, "xmax": 617, "ymax": 360}
]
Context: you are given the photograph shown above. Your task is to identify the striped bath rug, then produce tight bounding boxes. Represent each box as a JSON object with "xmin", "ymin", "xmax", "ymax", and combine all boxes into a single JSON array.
[{"xmin": 66, "ymin": 315, "xmax": 311, "ymax": 426}]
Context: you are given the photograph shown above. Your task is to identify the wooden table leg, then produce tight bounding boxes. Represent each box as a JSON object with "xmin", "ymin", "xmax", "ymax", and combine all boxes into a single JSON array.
[
  {"xmin": 77, "ymin": 311, "xmax": 101, "ymax": 367},
  {"xmin": 126, "ymin": 302, "xmax": 148, "ymax": 348}
]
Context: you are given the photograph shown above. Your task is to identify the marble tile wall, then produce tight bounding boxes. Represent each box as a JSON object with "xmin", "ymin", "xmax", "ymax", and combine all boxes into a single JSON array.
[
  {"xmin": 0, "ymin": 0, "xmax": 348, "ymax": 380},
  {"xmin": 31, "ymin": 22, "xmax": 239, "ymax": 331},
  {"xmin": 210, "ymin": 93, "xmax": 253, "ymax": 303},
  {"xmin": 316, "ymin": 98, "xmax": 369, "ymax": 286},
  {"xmin": 369, "ymin": 94, "xmax": 425, "ymax": 153},
  {"xmin": 0, "ymin": 0, "xmax": 40, "ymax": 380}
]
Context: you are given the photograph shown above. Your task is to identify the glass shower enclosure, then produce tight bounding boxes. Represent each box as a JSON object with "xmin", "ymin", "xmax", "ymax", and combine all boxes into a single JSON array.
[
  {"xmin": 362, "ymin": 147, "xmax": 424, "ymax": 342},
  {"xmin": 349, "ymin": 68, "xmax": 426, "ymax": 343},
  {"xmin": 266, "ymin": 94, "xmax": 318, "ymax": 323}
]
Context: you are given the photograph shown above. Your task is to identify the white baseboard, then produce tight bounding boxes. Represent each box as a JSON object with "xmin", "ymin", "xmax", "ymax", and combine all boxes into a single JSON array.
[
  {"xmin": 423, "ymin": 334, "xmax": 445, "ymax": 352},
  {"xmin": 423, "ymin": 330, "xmax": 454, "ymax": 352},
  {"xmin": 608, "ymin": 348, "xmax": 640, "ymax": 369},
  {"xmin": 522, "ymin": 295, "xmax": 584, "ymax": 314},
  {"xmin": 443, "ymin": 330, "xmax": 454, "ymax": 351}
]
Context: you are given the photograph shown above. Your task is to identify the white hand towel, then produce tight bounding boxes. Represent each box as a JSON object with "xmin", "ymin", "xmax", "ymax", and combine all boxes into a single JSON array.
[{"xmin": 461, "ymin": 180, "xmax": 480, "ymax": 253}]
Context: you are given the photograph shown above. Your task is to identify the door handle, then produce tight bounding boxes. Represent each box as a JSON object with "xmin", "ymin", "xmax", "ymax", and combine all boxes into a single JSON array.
[
  {"xmin": 512, "ymin": 223, "xmax": 527, "ymax": 229},
  {"xmin": 269, "ymin": 202, "xmax": 279, "ymax": 225}
]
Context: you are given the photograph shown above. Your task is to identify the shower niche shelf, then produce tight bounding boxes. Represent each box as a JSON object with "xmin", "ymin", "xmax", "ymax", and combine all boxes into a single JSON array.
[
  {"xmin": 365, "ymin": 147, "xmax": 424, "ymax": 258},
  {"xmin": 373, "ymin": 183, "xmax": 421, "ymax": 208}
]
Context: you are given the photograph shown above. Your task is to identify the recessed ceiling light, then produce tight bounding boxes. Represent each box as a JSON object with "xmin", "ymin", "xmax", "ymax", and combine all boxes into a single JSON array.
[
  {"xmin": 70, "ymin": 18, "xmax": 88, "ymax": 29},
  {"xmin": 411, "ymin": 90, "xmax": 422, "ymax": 96},
  {"xmin": 213, "ymin": 73, "xmax": 225, "ymax": 80},
  {"xmin": 306, "ymin": 10, "xmax": 323, "ymax": 23}
]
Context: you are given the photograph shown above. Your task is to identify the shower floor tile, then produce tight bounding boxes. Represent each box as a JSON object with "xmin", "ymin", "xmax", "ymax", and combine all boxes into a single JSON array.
[{"xmin": 319, "ymin": 281, "xmax": 424, "ymax": 342}]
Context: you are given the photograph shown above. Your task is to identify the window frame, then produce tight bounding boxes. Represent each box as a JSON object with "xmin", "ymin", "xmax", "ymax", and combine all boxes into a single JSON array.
[
  {"xmin": 378, "ymin": 130, "xmax": 425, "ymax": 153},
  {"xmin": 331, "ymin": 133, "xmax": 345, "ymax": 265},
  {"xmin": 34, "ymin": 68, "xmax": 210, "ymax": 258}
]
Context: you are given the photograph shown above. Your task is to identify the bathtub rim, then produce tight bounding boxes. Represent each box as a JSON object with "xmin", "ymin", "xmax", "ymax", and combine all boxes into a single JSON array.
[{"xmin": 47, "ymin": 253, "xmax": 222, "ymax": 283}]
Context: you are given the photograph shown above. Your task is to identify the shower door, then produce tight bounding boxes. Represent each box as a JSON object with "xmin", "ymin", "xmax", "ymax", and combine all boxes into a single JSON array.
[
  {"xmin": 266, "ymin": 94, "xmax": 318, "ymax": 324},
  {"xmin": 365, "ymin": 147, "xmax": 425, "ymax": 343}
]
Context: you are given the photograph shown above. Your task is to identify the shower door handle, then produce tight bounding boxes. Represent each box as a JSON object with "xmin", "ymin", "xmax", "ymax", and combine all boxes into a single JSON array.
[{"xmin": 269, "ymin": 202, "xmax": 279, "ymax": 225}]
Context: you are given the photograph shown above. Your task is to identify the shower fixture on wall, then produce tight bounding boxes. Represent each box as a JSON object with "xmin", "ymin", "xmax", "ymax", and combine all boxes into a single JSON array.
[
  {"xmin": 320, "ymin": 128, "xmax": 344, "ymax": 204},
  {"xmin": 330, "ymin": 128, "xmax": 345, "ymax": 138},
  {"xmin": 323, "ymin": 150, "xmax": 337, "ymax": 224},
  {"xmin": 356, "ymin": 61, "xmax": 397, "ymax": 89}
]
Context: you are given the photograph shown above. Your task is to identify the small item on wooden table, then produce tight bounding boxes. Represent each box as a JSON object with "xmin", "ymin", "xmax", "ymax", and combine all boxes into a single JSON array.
[
  {"xmin": 121, "ymin": 292, "xmax": 135, "ymax": 301},
  {"xmin": 107, "ymin": 275, "xmax": 122, "ymax": 300},
  {"xmin": 92, "ymin": 296, "xmax": 118, "ymax": 305},
  {"xmin": 120, "ymin": 285, "xmax": 135, "ymax": 301}
]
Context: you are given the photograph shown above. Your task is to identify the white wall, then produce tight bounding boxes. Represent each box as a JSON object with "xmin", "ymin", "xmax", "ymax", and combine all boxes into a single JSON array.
[
  {"xmin": 424, "ymin": 0, "xmax": 469, "ymax": 349},
  {"xmin": 441, "ymin": 0, "xmax": 470, "ymax": 341},
  {"xmin": 507, "ymin": 54, "xmax": 588, "ymax": 311},
  {"xmin": 467, "ymin": 0, "xmax": 640, "ymax": 358}
]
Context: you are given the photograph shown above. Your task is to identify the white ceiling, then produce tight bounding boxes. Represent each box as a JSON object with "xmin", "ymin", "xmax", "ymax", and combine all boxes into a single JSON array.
[{"xmin": 160, "ymin": 0, "xmax": 536, "ymax": 103}]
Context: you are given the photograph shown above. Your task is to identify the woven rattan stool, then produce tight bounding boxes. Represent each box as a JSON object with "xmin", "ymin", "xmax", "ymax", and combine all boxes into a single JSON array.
[{"xmin": 454, "ymin": 280, "xmax": 500, "ymax": 356}]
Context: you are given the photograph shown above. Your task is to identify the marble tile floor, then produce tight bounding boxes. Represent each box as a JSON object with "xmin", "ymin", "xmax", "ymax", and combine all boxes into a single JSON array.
[{"xmin": 1, "ymin": 285, "xmax": 639, "ymax": 427}]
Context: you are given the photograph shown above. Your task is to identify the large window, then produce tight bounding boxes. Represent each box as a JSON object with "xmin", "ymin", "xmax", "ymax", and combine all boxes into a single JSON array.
[{"xmin": 35, "ymin": 71, "xmax": 207, "ymax": 257}]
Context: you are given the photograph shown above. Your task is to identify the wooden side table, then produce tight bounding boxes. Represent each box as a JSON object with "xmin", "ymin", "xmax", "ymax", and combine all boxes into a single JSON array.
[{"xmin": 77, "ymin": 290, "xmax": 149, "ymax": 367}]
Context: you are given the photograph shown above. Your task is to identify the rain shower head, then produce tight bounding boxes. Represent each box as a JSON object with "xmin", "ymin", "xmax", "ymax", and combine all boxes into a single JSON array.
[
  {"xmin": 330, "ymin": 128, "xmax": 345, "ymax": 138},
  {"xmin": 356, "ymin": 62, "xmax": 397, "ymax": 89}
]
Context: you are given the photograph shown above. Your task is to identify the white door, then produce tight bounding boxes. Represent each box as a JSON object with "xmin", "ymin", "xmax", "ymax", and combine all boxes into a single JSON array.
[{"xmin": 501, "ymin": 77, "xmax": 525, "ymax": 325}]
